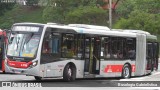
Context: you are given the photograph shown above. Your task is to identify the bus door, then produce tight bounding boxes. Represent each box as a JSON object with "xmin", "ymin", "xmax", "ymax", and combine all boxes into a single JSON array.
[
  {"xmin": 153, "ymin": 42, "xmax": 159, "ymax": 70},
  {"xmin": 156, "ymin": 42, "xmax": 159, "ymax": 70},
  {"xmin": 84, "ymin": 37, "xmax": 91, "ymax": 74},
  {"xmin": 84, "ymin": 36, "xmax": 101, "ymax": 75},
  {"xmin": 146, "ymin": 42, "xmax": 154, "ymax": 71},
  {"xmin": 92, "ymin": 37, "xmax": 101, "ymax": 74}
]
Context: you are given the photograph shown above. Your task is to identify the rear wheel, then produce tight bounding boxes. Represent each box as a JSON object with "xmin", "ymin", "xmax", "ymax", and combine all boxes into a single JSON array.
[
  {"xmin": 122, "ymin": 64, "xmax": 131, "ymax": 79},
  {"xmin": 63, "ymin": 64, "xmax": 76, "ymax": 82},
  {"xmin": 34, "ymin": 76, "xmax": 42, "ymax": 81},
  {"xmin": 2, "ymin": 71, "xmax": 5, "ymax": 74}
]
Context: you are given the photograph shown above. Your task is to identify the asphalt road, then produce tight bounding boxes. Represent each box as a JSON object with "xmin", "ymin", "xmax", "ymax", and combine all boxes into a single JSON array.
[
  {"xmin": 0, "ymin": 71, "xmax": 160, "ymax": 87},
  {"xmin": 0, "ymin": 63, "xmax": 159, "ymax": 88}
]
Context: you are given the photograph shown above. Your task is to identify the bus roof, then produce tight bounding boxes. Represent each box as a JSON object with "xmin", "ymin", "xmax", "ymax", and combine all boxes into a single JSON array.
[
  {"xmin": 13, "ymin": 22, "xmax": 46, "ymax": 26},
  {"xmin": 46, "ymin": 24, "xmax": 137, "ymax": 38},
  {"xmin": 13, "ymin": 23, "xmax": 157, "ymax": 38}
]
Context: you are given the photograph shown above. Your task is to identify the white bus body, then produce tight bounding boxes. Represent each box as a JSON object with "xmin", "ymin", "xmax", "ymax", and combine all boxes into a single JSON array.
[{"xmin": 5, "ymin": 23, "xmax": 159, "ymax": 81}]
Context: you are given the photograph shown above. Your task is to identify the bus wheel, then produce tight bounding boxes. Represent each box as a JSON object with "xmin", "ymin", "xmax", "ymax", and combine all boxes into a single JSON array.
[
  {"xmin": 63, "ymin": 64, "xmax": 76, "ymax": 82},
  {"xmin": 122, "ymin": 64, "xmax": 131, "ymax": 79},
  {"xmin": 2, "ymin": 71, "xmax": 5, "ymax": 74},
  {"xmin": 34, "ymin": 76, "xmax": 42, "ymax": 81}
]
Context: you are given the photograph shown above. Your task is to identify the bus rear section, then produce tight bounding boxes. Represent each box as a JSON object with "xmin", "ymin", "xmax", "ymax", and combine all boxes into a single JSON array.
[
  {"xmin": 135, "ymin": 33, "xmax": 158, "ymax": 76},
  {"xmin": 146, "ymin": 36, "xmax": 159, "ymax": 73}
]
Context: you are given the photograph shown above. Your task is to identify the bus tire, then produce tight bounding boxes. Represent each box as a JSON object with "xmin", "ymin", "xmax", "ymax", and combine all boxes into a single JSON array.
[
  {"xmin": 2, "ymin": 71, "xmax": 5, "ymax": 74},
  {"xmin": 34, "ymin": 76, "xmax": 42, "ymax": 81},
  {"xmin": 63, "ymin": 64, "xmax": 76, "ymax": 82},
  {"xmin": 122, "ymin": 64, "xmax": 131, "ymax": 79}
]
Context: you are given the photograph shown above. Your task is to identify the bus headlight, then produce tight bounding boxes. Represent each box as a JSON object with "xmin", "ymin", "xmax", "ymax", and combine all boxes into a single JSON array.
[
  {"xmin": 29, "ymin": 61, "xmax": 38, "ymax": 68},
  {"xmin": 33, "ymin": 61, "xmax": 37, "ymax": 66}
]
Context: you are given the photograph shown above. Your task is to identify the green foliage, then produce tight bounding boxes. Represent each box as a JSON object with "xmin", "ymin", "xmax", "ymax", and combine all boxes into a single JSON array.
[
  {"xmin": 114, "ymin": 10, "xmax": 160, "ymax": 34},
  {"xmin": 43, "ymin": 6, "xmax": 64, "ymax": 23},
  {"xmin": 134, "ymin": 0, "xmax": 160, "ymax": 14},
  {"xmin": 0, "ymin": 5, "xmax": 44, "ymax": 29},
  {"xmin": 116, "ymin": 0, "xmax": 135, "ymax": 18},
  {"xmin": 26, "ymin": 0, "xmax": 39, "ymax": 6},
  {"xmin": 66, "ymin": 6, "xmax": 108, "ymax": 25},
  {"xmin": 0, "ymin": 2, "xmax": 15, "ymax": 16},
  {"xmin": 96, "ymin": 0, "xmax": 108, "ymax": 7},
  {"xmin": 116, "ymin": 0, "xmax": 160, "ymax": 18},
  {"xmin": 114, "ymin": 0, "xmax": 160, "ymax": 35},
  {"xmin": 42, "ymin": 0, "xmax": 97, "ymax": 23}
]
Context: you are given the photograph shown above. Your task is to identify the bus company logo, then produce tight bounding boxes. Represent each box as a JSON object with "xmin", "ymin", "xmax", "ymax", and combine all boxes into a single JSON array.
[
  {"xmin": 2, "ymin": 82, "xmax": 11, "ymax": 87},
  {"xmin": 13, "ymin": 57, "xmax": 24, "ymax": 60},
  {"xmin": 2, "ymin": 82, "xmax": 42, "ymax": 87}
]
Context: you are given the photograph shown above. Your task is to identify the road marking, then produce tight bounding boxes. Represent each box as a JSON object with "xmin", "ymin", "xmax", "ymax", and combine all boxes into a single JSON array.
[
  {"xmin": 119, "ymin": 71, "xmax": 160, "ymax": 81},
  {"xmin": 151, "ymin": 71, "xmax": 160, "ymax": 76}
]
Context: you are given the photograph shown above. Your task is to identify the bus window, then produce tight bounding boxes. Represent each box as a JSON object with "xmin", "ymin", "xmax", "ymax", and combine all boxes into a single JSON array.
[
  {"xmin": 101, "ymin": 37, "xmax": 124, "ymax": 60},
  {"xmin": 77, "ymin": 34, "xmax": 84, "ymax": 59},
  {"xmin": 61, "ymin": 34, "xmax": 76, "ymax": 58},
  {"xmin": 147, "ymin": 42, "xmax": 153, "ymax": 59},
  {"xmin": 101, "ymin": 37, "xmax": 110, "ymax": 59},
  {"xmin": 110, "ymin": 37, "xmax": 118, "ymax": 59},
  {"xmin": 117, "ymin": 38, "xmax": 123, "ymax": 59},
  {"xmin": 41, "ymin": 28, "xmax": 61, "ymax": 63},
  {"xmin": 42, "ymin": 32, "xmax": 60, "ymax": 54},
  {"xmin": 126, "ymin": 38, "xmax": 136, "ymax": 60}
]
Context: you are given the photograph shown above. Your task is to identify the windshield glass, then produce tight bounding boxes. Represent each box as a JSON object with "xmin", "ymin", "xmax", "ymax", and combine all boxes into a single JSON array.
[{"xmin": 7, "ymin": 26, "xmax": 42, "ymax": 58}]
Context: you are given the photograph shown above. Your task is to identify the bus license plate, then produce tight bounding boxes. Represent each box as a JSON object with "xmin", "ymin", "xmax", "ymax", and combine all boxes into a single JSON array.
[{"xmin": 13, "ymin": 69, "xmax": 22, "ymax": 74}]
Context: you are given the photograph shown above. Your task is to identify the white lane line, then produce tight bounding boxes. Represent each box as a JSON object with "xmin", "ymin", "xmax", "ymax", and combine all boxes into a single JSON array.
[
  {"xmin": 120, "ymin": 75, "xmax": 149, "ymax": 81},
  {"xmin": 151, "ymin": 71, "xmax": 160, "ymax": 76},
  {"xmin": 119, "ymin": 71, "xmax": 160, "ymax": 81}
]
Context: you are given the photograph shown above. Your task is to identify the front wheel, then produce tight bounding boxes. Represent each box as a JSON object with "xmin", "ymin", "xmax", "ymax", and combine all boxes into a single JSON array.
[
  {"xmin": 34, "ymin": 76, "xmax": 42, "ymax": 81},
  {"xmin": 122, "ymin": 64, "xmax": 131, "ymax": 79},
  {"xmin": 63, "ymin": 64, "xmax": 76, "ymax": 82},
  {"xmin": 2, "ymin": 71, "xmax": 5, "ymax": 74}
]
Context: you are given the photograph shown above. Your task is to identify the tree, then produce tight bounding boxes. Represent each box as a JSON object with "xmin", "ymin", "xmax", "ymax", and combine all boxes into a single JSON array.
[
  {"xmin": 26, "ymin": 0, "xmax": 39, "ymax": 6},
  {"xmin": 43, "ymin": 5, "xmax": 64, "ymax": 23},
  {"xmin": 42, "ymin": 0, "xmax": 97, "ymax": 23},
  {"xmin": 114, "ymin": 10, "xmax": 160, "ymax": 34},
  {"xmin": 66, "ymin": 6, "xmax": 108, "ymax": 25},
  {"xmin": 0, "ymin": 1, "xmax": 15, "ymax": 16},
  {"xmin": 114, "ymin": 0, "xmax": 160, "ymax": 34},
  {"xmin": 116, "ymin": 0, "xmax": 160, "ymax": 18}
]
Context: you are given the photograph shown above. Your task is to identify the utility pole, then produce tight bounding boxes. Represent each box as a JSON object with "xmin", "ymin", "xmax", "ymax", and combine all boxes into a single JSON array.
[{"xmin": 109, "ymin": 0, "xmax": 112, "ymax": 29}]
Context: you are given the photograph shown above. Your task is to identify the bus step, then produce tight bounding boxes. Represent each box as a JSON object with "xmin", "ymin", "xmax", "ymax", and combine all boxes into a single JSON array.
[
  {"xmin": 84, "ymin": 72, "xmax": 89, "ymax": 74},
  {"xmin": 84, "ymin": 74, "xmax": 96, "ymax": 78}
]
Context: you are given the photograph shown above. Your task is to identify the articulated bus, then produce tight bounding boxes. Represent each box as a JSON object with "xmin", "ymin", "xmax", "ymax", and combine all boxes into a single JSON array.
[
  {"xmin": 5, "ymin": 23, "xmax": 159, "ymax": 81},
  {"xmin": 0, "ymin": 29, "xmax": 8, "ymax": 73}
]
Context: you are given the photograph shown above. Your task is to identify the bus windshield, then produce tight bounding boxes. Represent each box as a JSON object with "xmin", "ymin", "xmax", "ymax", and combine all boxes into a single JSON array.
[{"xmin": 7, "ymin": 26, "xmax": 42, "ymax": 58}]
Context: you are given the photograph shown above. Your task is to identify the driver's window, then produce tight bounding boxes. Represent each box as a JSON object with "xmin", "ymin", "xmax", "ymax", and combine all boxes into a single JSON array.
[
  {"xmin": 41, "ymin": 28, "xmax": 61, "ymax": 64},
  {"xmin": 42, "ymin": 31, "xmax": 60, "ymax": 54}
]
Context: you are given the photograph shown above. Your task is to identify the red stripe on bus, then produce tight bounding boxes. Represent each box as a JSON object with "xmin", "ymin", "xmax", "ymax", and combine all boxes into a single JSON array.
[
  {"xmin": 131, "ymin": 65, "xmax": 136, "ymax": 72},
  {"xmin": 104, "ymin": 65, "xmax": 136, "ymax": 73},
  {"xmin": 7, "ymin": 60, "xmax": 32, "ymax": 69}
]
